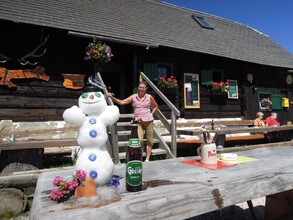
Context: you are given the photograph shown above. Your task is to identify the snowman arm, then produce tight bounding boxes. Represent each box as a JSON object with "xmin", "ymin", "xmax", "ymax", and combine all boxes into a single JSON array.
[
  {"xmin": 63, "ymin": 105, "xmax": 86, "ymax": 126},
  {"xmin": 100, "ymin": 105, "xmax": 120, "ymax": 126}
]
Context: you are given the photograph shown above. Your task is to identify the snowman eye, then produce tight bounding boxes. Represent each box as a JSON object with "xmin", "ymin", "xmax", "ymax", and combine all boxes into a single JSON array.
[
  {"xmin": 82, "ymin": 93, "xmax": 88, "ymax": 99},
  {"xmin": 95, "ymin": 92, "xmax": 101, "ymax": 98}
]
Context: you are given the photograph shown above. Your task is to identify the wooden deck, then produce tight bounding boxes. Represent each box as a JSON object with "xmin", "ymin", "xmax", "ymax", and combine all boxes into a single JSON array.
[{"xmin": 31, "ymin": 145, "xmax": 293, "ymax": 220}]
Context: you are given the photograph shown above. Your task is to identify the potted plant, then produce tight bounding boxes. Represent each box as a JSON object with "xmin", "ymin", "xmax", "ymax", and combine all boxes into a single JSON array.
[
  {"xmin": 156, "ymin": 75, "xmax": 178, "ymax": 105},
  {"xmin": 157, "ymin": 75, "xmax": 178, "ymax": 92},
  {"xmin": 210, "ymin": 81, "xmax": 230, "ymax": 94}
]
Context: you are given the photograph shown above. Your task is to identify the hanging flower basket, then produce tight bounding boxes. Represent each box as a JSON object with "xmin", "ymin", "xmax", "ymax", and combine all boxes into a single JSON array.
[{"xmin": 84, "ymin": 41, "xmax": 113, "ymax": 64}]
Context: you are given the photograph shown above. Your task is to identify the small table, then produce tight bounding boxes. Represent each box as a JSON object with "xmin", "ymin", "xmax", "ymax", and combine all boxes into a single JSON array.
[{"xmin": 30, "ymin": 146, "xmax": 293, "ymax": 219}]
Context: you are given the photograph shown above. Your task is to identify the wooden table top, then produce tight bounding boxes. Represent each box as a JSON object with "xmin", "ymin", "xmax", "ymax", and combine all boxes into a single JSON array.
[{"xmin": 30, "ymin": 146, "xmax": 293, "ymax": 220}]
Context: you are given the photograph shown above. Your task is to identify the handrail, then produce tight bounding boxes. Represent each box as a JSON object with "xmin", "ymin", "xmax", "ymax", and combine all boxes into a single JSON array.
[
  {"xmin": 139, "ymin": 72, "xmax": 180, "ymax": 116},
  {"xmin": 139, "ymin": 71, "xmax": 180, "ymax": 157},
  {"xmin": 95, "ymin": 71, "xmax": 120, "ymax": 164}
]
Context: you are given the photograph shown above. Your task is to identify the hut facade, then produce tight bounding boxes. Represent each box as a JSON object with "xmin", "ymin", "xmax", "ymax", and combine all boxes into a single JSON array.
[{"xmin": 0, "ymin": 0, "xmax": 293, "ymax": 124}]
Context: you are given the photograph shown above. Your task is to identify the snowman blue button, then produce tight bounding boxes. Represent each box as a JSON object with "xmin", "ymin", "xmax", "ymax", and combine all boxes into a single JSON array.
[
  {"xmin": 88, "ymin": 153, "xmax": 97, "ymax": 161},
  {"xmin": 90, "ymin": 170, "xmax": 98, "ymax": 179},
  {"xmin": 89, "ymin": 130, "xmax": 97, "ymax": 138},
  {"xmin": 89, "ymin": 118, "xmax": 96, "ymax": 124}
]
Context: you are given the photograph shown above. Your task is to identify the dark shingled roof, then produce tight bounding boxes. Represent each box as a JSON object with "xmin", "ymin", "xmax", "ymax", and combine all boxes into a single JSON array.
[{"xmin": 1, "ymin": 0, "xmax": 293, "ymax": 68}]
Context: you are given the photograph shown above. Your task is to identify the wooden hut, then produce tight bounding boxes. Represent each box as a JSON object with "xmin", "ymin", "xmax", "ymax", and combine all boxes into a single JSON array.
[{"xmin": 0, "ymin": 0, "xmax": 292, "ymax": 124}]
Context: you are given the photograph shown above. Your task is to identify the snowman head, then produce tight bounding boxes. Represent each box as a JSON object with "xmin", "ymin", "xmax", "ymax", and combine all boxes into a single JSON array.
[{"xmin": 78, "ymin": 85, "xmax": 107, "ymax": 115}]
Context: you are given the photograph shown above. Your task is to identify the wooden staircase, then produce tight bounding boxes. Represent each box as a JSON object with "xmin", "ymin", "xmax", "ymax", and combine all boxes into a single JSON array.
[{"xmin": 116, "ymin": 114, "xmax": 168, "ymax": 161}]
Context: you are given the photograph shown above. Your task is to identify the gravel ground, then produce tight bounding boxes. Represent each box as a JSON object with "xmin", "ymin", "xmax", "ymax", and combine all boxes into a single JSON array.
[{"xmin": 10, "ymin": 197, "xmax": 265, "ymax": 220}]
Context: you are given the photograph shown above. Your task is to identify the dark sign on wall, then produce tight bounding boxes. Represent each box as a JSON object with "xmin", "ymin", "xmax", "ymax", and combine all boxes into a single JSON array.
[{"xmin": 184, "ymin": 73, "xmax": 200, "ymax": 109}]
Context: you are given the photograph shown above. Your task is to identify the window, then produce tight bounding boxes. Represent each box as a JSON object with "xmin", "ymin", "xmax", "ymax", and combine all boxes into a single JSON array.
[
  {"xmin": 258, "ymin": 92, "xmax": 272, "ymax": 111},
  {"xmin": 201, "ymin": 69, "xmax": 223, "ymax": 85},
  {"xmin": 192, "ymin": 15, "xmax": 214, "ymax": 29},
  {"xmin": 258, "ymin": 93, "xmax": 282, "ymax": 111},
  {"xmin": 143, "ymin": 62, "xmax": 173, "ymax": 81},
  {"xmin": 157, "ymin": 62, "xmax": 173, "ymax": 79}
]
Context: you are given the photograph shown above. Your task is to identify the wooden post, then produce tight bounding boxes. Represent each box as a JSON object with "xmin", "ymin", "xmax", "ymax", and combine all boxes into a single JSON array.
[{"xmin": 171, "ymin": 110, "xmax": 177, "ymax": 157}]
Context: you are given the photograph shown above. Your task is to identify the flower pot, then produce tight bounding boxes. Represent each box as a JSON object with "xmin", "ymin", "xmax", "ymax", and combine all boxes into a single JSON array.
[
  {"xmin": 159, "ymin": 87, "xmax": 177, "ymax": 94},
  {"xmin": 211, "ymin": 90, "xmax": 227, "ymax": 96},
  {"xmin": 156, "ymin": 87, "xmax": 178, "ymax": 105},
  {"xmin": 210, "ymin": 90, "xmax": 227, "ymax": 104}
]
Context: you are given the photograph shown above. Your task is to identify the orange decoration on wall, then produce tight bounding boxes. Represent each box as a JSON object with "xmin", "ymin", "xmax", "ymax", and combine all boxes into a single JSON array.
[
  {"xmin": 0, "ymin": 65, "xmax": 50, "ymax": 88},
  {"xmin": 62, "ymin": 74, "xmax": 85, "ymax": 90}
]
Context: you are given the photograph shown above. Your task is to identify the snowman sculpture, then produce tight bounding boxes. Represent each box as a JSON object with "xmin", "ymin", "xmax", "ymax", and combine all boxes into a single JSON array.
[{"xmin": 63, "ymin": 81, "xmax": 120, "ymax": 197}]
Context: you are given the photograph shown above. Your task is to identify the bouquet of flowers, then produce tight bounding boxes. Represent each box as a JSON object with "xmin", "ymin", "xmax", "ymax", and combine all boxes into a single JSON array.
[
  {"xmin": 50, "ymin": 170, "xmax": 86, "ymax": 203},
  {"xmin": 211, "ymin": 81, "xmax": 230, "ymax": 93},
  {"xmin": 84, "ymin": 41, "xmax": 113, "ymax": 63},
  {"xmin": 158, "ymin": 75, "xmax": 178, "ymax": 88}
]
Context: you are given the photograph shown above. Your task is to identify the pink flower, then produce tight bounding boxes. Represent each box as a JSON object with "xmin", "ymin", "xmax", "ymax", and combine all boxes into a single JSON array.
[
  {"xmin": 75, "ymin": 170, "xmax": 87, "ymax": 181},
  {"xmin": 50, "ymin": 189, "xmax": 64, "ymax": 202},
  {"xmin": 50, "ymin": 170, "xmax": 88, "ymax": 203},
  {"xmin": 53, "ymin": 176, "xmax": 64, "ymax": 187},
  {"xmin": 68, "ymin": 179, "xmax": 79, "ymax": 191}
]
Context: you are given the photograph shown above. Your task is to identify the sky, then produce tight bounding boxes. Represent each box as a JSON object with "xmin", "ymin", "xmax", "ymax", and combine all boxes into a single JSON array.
[{"xmin": 163, "ymin": 0, "xmax": 293, "ymax": 54}]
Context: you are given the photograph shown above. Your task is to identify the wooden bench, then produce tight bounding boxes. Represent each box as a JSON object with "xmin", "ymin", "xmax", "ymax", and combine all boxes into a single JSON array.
[
  {"xmin": 176, "ymin": 119, "xmax": 254, "ymax": 128},
  {"xmin": 0, "ymin": 120, "xmax": 79, "ymax": 172},
  {"xmin": 176, "ymin": 123, "xmax": 293, "ymax": 147}
]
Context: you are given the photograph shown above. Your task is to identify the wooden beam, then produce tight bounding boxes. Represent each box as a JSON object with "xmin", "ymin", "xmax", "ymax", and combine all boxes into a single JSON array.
[
  {"xmin": 0, "ymin": 139, "xmax": 78, "ymax": 151},
  {"xmin": 0, "ymin": 166, "xmax": 73, "ymax": 188},
  {"xmin": 174, "ymin": 134, "xmax": 266, "ymax": 144},
  {"xmin": 178, "ymin": 125, "xmax": 293, "ymax": 136}
]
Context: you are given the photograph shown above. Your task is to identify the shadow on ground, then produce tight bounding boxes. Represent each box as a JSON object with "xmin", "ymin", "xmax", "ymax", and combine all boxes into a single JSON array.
[{"xmin": 187, "ymin": 205, "xmax": 265, "ymax": 220}]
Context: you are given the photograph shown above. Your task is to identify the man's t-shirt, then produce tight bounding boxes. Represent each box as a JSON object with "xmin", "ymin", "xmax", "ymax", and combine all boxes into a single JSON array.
[{"xmin": 265, "ymin": 116, "xmax": 280, "ymax": 126}]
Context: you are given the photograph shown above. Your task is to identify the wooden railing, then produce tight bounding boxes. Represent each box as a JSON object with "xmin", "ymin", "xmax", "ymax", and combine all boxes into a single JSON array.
[
  {"xmin": 139, "ymin": 72, "xmax": 181, "ymax": 157},
  {"xmin": 95, "ymin": 72, "xmax": 120, "ymax": 164}
]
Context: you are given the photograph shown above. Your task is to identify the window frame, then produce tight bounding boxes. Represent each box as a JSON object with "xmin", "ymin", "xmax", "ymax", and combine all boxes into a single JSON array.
[{"xmin": 192, "ymin": 15, "xmax": 214, "ymax": 29}]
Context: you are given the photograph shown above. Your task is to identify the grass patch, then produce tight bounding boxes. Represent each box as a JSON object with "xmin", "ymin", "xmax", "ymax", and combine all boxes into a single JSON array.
[{"xmin": 0, "ymin": 210, "xmax": 16, "ymax": 219}]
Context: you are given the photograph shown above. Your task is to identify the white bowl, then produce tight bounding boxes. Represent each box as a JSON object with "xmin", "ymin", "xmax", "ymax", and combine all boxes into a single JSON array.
[{"xmin": 219, "ymin": 153, "xmax": 238, "ymax": 161}]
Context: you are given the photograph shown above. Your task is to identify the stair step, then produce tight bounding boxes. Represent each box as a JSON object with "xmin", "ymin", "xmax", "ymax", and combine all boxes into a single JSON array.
[
  {"xmin": 119, "ymin": 114, "xmax": 134, "ymax": 119},
  {"xmin": 117, "ymin": 130, "xmax": 131, "ymax": 136},
  {"xmin": 117, "ymin": 121, "xmax": 132, "ymax": 127},
  {"xmin": 119, "ymin": 148, "xmax": 167, "ymax": 160},
  {"xmin": 118, "ymin": 139, "xmax": 160, "ymax": 147}
]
